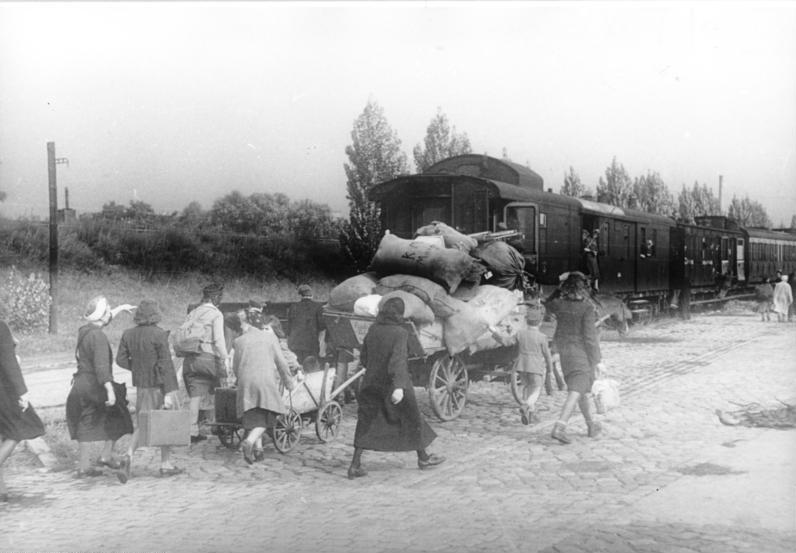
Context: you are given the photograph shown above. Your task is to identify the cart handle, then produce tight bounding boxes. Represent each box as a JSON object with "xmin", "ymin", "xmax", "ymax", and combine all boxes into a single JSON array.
[{"xmin": 329, "ymin": 367, "xmax": 366, "ymax": 399}]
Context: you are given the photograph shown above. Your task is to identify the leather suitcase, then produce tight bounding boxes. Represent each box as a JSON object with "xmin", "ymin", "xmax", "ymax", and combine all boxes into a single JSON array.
[{"xmin": 138, "ymin": 409, "xmax": 192, "ymax": 447}]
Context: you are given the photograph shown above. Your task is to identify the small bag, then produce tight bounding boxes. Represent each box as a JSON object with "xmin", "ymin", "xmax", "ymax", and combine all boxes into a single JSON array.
[
  {"xmin": 138, "ymin": 408, "xmax": 192, "ymax": 447},
  {"xmin": 592, "ymin": 378, "xmax": 620, "ymax": 414}
]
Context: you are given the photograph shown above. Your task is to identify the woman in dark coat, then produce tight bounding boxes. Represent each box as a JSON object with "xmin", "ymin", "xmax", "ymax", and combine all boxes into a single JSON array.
[
  {"xmin": 66, "ymin": 296, "xmax": 131, "ymax": 478},
  {"xmin": 545, "ymin": 272, "xmax": 605, "ymax": 444},
  {"xmin": 0, "ymin": 320, "xmax": 45, "ymax": 501},
  {"xmin": 348, "ymin": 297, "xmax": 445, "ymax": 479},
  {"xmin": 116, "ymin": 299, "xmax": 181, "ymax": 480}
]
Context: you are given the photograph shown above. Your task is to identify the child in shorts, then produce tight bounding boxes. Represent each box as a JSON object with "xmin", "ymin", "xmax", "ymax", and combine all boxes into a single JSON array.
[{"xmin": 516, "ymin": 303, "xmax": 553, "ymax": 425}]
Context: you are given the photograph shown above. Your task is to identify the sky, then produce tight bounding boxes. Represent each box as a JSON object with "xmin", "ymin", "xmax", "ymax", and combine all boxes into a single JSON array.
[{"xmin": 1, "ymin": 1, "xmax": 795, "ymax": 225}]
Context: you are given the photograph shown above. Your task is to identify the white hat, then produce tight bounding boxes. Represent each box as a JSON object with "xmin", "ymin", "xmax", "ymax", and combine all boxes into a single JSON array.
[{"xmin": 84, "ymin": 296, "xmax": 110, "ymax": 322}]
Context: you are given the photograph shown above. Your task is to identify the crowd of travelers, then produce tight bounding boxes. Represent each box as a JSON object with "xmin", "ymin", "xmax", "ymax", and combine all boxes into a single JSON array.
[{"xmin": 4, "ymin": 265, "xmax": 790, "ymax": 497}]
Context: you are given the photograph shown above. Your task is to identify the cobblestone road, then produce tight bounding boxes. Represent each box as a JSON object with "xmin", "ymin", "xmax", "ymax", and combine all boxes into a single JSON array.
[{"xmin": 2, "ymin": 311, "xmax": 795, "ymax": 553}]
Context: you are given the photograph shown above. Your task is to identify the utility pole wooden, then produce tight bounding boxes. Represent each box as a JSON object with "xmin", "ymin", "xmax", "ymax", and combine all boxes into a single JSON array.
[{"xmin": 47, "ymin": 142, "xmax": 68, "ymax": 334}]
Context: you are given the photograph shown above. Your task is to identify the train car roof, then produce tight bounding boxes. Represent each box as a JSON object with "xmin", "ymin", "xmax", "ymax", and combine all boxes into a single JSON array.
[
  {"xmin": 369, "ymin": 173, "xmax": 676, "ymax": 227},
  {"xmin": 744, "ymin": 227, "xmax": 796, "ymax": 242},
  {"xmin": 424, "ymin": 154, "xmax": 545, "ymax": 190}
]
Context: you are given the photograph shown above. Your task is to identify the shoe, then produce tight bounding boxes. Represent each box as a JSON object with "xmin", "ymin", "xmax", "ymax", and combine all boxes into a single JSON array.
[
  {"xmin": 253, "ymin": 448, "xmax": 265, "ymax": 462},
  {"xmin": 96, "ymin": 457, "xmax": 121, "ymax": 470},
  {"xmin": 551, "ymin": 423, "xmax": 571, "ymax": 444},
  {"xmin": 587, "ymin": 421, "xmax": 602, "ymax": 438},
  {"xmin": 519, "ymin": 406, "xmax": 530, "ymax": 425},
  {"xmin": 159, "ymin": 467, "xmax": 185, "ymax": 477},
  {"xmin": 242, "ymin": 441, "xmax": 255, "ymax": 465},
  {"xmin": 76, "ymin": 467, "xmax": 104, "ymax": 478},
  {"xmin": 347, "ymin": 465, "xmax": 367, "ymax": 479},
  {"xmin": 418, "ymin": 454, "xmax": 446, "ymax": 470},
  {"xmin": 190, "ymin": 434, "xmax": 207, "ymax": 444},
  {"xmin": 116, "ymin": 455, "xmax": 131, "ymax": 484}
]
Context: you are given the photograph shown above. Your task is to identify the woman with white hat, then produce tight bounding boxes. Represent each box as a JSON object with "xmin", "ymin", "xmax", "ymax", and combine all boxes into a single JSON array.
[{"xmin": 65, "ymin": 295, "xmax": 132, "ymax": 480}]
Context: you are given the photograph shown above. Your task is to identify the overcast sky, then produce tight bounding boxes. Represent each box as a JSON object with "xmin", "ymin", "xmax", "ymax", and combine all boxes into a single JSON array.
[{"xmin": 1, "ymin": 1, "xmax": 795, "ymax": 225}]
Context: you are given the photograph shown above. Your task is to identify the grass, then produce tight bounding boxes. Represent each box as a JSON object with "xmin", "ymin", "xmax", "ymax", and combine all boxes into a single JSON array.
[{"xmin": 4, "ymin": 267, "xmax": 337, "ymax": 357}]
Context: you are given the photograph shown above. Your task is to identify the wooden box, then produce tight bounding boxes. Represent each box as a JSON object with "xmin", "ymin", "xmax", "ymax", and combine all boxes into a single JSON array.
[
  {"xmin": 215, "ymin": 387, "xmax": 240, "ymax": 424},
  {"xmin": 138, "ymin": 409, "xmax": 192, "ymax": 447}
]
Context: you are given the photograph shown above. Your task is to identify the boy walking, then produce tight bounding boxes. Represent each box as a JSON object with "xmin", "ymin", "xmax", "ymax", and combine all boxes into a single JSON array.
[{"xmin": 516, "ymin": 303, "xmax": 554, "ymax": 425}]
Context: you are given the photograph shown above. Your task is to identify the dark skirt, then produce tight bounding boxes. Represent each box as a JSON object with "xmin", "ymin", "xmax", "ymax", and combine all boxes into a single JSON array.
[
  {"xmin": 66, "ymin": 376, "xmax": 132, "ymax": 442},
  {"xmin": 0, "ymin": 385, "xmax": 45, "ymax": 442},
  {"xmin": 241, "ymin": 408, "xmax": 278, "ymax": 431},
  {"xmin": 354, "ymin": 385, "xmax": 436, "ymax": 452},
  {"xmin": 559, "ymin": 350, "xmax": 595, "ymax": 395}
]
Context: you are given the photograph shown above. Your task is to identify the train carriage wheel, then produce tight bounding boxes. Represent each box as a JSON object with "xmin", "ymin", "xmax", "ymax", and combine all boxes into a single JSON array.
[
  {"xmin": 427, "ymin": 354, "xmax": 468, "ymax": 421},
  {"xmin": 272, "ymin": 409, "xmax": 302, "ymax": 454},
  {"xmin": 315, "ymin": 401, "xmax": 343, "ymax": 443}
]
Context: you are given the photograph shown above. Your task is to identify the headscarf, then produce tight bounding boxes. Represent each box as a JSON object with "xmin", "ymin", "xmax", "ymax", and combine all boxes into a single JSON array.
[
  {"xmin": 559, "ymin": 271, "xmax": 589, "ymax": 301},
  {"xmin": 84, "ymin": 296, "xmax": 110, "ymax": 323},
  {"xmin": 377, "ymin": 297, "xmax": 405, "ymax": 325}
]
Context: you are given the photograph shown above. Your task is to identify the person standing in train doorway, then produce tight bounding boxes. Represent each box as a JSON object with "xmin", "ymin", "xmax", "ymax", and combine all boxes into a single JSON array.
[
  {"xmin": 582, "ymin": 229, "xmax": 600, "ymax": 292},
  {"xmin": 287, "ymin": 284, "xmax": 325, "ymax": 366}
]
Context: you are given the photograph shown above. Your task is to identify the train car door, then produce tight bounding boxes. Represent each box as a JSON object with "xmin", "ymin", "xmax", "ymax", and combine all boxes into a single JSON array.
[
  {"xmin": 603, "ymin": 219, "xmax": 635, "ymax": 294},
  {"xmin": 734, "ymin": 237, "xmax": 745, "ymax": 281},
  {"xmin": 504, "ymin": 202, "xmax": 539, "ymax": 273}
]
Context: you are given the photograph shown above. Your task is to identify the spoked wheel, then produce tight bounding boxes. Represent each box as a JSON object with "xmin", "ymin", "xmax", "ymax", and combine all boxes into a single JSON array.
[
  {"xmin": 272, "ymin": 409, "xmax": 302, "ymax": 453},
  {"xmin": 427, "ymin": 354, "xmax": 468, "ymax": 421},
  {"xmin": 315, "ymin": 401, "xmax": 343, "ymax": 443},
  {"xmin": 215, "ymin": 424, "xmax": 245, "ymax": 450}
]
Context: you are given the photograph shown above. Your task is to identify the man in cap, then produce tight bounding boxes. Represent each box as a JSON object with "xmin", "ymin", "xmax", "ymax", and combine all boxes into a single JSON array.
[{"xmin": 287, "ymin": 284, "xmax": 325, "ymax": 367}]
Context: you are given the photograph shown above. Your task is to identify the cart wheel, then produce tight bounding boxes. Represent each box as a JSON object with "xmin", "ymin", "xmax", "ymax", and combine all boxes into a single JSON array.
[
  {"xmin": 272, "ymin": 409, "xmax": 302, "ymax": 454},
  {"xmin": 315, "ymin": 401, "xmax": 343, "ymax": 443},
  {"xmin": 216, "ymin": 425, "xmax": 245, "ymax": 450},
  {"xmin": 428, "ymin": 354, "xmax": 468, "ymax": 421}
]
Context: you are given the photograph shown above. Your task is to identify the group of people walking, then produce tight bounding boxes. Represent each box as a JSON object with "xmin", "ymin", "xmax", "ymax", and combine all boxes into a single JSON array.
[{"xmin": 1, "ymin": 270, "xmax": 612, "ymax": 496}]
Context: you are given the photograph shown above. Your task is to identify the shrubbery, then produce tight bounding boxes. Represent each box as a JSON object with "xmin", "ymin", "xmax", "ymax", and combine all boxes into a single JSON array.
[{"xmin": 0, "ymin": 267, "xmax": 52, "ymax": 334}]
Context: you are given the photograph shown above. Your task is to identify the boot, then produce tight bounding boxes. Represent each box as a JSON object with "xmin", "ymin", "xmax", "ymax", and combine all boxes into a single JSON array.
[
  {"xmin": 587, "ymin": 420, "xmax": 602, "ymax": 438},
  {"xmin": 551, "ymin": 422, "xmax": 571, "ymax": 444}
]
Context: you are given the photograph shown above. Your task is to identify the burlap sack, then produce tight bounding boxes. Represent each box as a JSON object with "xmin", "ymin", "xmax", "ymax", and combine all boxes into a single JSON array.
[
  {"xmin": 415, "ymin": 221, "xmax": 478, "ymax": 252},
  {"xmin": 328, "ymin": 273, "xmax": 379, "ymax": 311},
  {"xmin": 369, "ymin": 233, "xmax": 477, "ymax": 293},
  {"xmin": 378, "ymin": 290, "xmax": 435, "ymax": 325}
]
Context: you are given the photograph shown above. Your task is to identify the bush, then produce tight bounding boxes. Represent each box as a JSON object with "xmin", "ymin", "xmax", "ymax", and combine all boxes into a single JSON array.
[{"xmin": 0, "ymin": 266, "xmax": 52, "ymax": 334}]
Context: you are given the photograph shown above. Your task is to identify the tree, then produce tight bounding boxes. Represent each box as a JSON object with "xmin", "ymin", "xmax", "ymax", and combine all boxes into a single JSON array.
[
  {"xmin": 560, "ymin": 166, "xmax": 590, "ymax": 198},
  {"xmin": 677, "ymin": 181, "xmax": 721, "ymax": 223},
  {"xmin": 596, "ymin": 157, "xmax": 633, "ymax": 208},
  {"xmin": 412, "ymin": 108, "xmax": 471, "ymax": 173},
  {"xmin": 790, "ymin": 214, "xmax": 796, "ymax": 229},
  {"xmin": 632, "ymin": 171, "xmax": 675, "ymax": 216},
  {"xmin": 340, "ymin": 100, "xmax": 408, "ymax": 272},
  {"xmin": 727, "ymin": 195, "xmax": 772, "ymax": 228}
]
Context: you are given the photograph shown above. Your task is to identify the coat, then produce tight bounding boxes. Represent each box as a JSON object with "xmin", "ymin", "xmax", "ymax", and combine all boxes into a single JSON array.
[
  {"xmin": 546, "ymin": 298, "xmax": 602, "ymax": 374},
  {"xmin": 66, "ymin": 325, "xmax": 119, "ymax": 441},
  {"xmin": 116, "ymin": 324, "xmax": 178, "ymax": 393},
  {"xmin": 0, "ymin": 321, "xmax": 44, "ymax": 442},
  {"xmin": 353, "ymin": 317, "xmax": 436, "ymax": 452},
  {"xmin": 232, "ymin": 327, "xmax": 292, "ymax": 418},
  {"xmin": 287, "ymin": 298, "xmax": 325, "ymax": 358},
  {"xmin": 772, "ymin": 281, "xmax": 793, "ymax": 315}
]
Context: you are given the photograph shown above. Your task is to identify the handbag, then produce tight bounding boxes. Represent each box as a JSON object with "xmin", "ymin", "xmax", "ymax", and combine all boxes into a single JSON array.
[{"xmin": 592, "ymin": 378, "xmax": 620, "ymax": 414}]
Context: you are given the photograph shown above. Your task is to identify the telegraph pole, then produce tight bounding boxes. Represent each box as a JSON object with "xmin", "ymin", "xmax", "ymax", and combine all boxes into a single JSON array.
[{"xmin": 47, "ymin": 142, "xmax": 69, "ymax": 334}]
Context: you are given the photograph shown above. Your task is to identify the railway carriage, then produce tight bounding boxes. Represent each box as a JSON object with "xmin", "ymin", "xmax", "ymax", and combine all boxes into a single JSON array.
[{"xmin": 743, "ymin": 227, "xmax": 796, "ymax": 282}]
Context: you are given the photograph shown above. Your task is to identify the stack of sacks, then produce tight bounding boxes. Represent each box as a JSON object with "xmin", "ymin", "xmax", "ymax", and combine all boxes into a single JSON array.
[
  {"xmin": 368, "ymin": 233, "xmax": 484, "ymax": 294},
  {"xmin": 325, "ymin": 227, "xmax": 527, "ymax": 355}
]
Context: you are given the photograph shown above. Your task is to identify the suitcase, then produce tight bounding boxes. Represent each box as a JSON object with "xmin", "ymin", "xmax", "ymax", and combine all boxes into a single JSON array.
[
  {"xmin": 138, "ymin": 409, "xmax": 192, "ymax": 447},
  {"xmin": 215, "ymin": 387, "xmax": 240, "ymax": 424}
]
